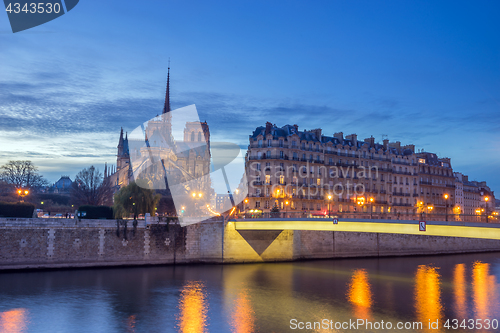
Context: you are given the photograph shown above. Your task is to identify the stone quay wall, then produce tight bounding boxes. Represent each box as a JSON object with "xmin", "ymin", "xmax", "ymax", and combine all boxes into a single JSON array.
[{"xmin": 1, "ymin": 218, "xmax": 500, "ymax": 270}]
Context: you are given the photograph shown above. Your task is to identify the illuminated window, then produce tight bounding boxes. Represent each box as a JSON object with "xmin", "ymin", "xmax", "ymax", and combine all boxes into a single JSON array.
[
  {"xmin": 317, "ymin": 178, "xmax": 321, "ymax": 186},
  {"xmin": 265, "ymin": 175, "xmax": 271, "ymax": 184},
  {"xmin": 279, "ymin": 175, "xmax": 285, "ymax": 184},
  {"xmin": 418, "ymin": 158, "xmax": 425, "ymax": 164}
]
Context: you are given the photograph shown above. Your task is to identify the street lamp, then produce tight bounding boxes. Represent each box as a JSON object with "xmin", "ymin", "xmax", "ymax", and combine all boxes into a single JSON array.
[
  {"xmin": 17, "ymin": 188, "xmax": 29, "ymax": 202},
  {"xmin": 369, "ymin": 197, "xmax": 374, "ymax": 219},
  {"xmin": 427, "ymin": 205, "xmax": 434, "ymax": 214},
  {"xmin": 444, "ymin": 193, "xmax": 449, "ymax": 221},
  {"xmin": 485, "ymin": 196, "xmax": 490, "ymax": 223},
  {"xmin": 356, "ymin": 197, "xmax": 365, "ymax": 215},
  {"xmin": 327, "ymin": 194, "xmax": 332, "ymax": 218},
  {"xmin": 285, "ymin": 200, "xmax": 289, "ymax": 217}
]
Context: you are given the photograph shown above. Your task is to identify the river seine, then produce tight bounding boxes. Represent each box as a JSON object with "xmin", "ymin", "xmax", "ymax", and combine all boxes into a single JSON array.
[{"xmin": 1, "ymin": 252, "xmax": 500, "ymax": 332}]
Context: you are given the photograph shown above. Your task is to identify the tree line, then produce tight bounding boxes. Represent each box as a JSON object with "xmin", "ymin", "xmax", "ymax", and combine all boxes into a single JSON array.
[{"xmin": 0, "ymin": 160, "xmax": 159, "ymax": 218}]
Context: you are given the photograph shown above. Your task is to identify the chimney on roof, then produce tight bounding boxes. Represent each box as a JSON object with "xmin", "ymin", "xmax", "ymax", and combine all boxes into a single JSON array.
[
  {"xmin": 346, "ymin": 134, "xmax": 357, "ymax": 147},
  {"xmin": 265, "ymin": 122, "xmax": 273, "ymax": 135},
  {"xmin": 334, "ymin": 132, "xmax": 343, "ymax": 142},
  {"xmin": 293, "ymin": 124, "xmax": 299, "ymax": 132},
  {"xmin": 364, "ymin": 136, "xmax": 375, "ymax": 148},
  {"xmin": 311, "ymin": 128, "xmax": 322, "ymax": 139},
  {"xmin": 383, "ymin": 139, "xmax": 389, "ymax": 150},
  {"xmin": 404, "ymin": 144, "xmax": 415, "ymax": 153}
]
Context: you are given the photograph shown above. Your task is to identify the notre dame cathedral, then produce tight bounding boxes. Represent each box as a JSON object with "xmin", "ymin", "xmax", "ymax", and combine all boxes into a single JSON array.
[{"xmin": 105, "ymin": 67, "xmax": 212, "ymax": 214}]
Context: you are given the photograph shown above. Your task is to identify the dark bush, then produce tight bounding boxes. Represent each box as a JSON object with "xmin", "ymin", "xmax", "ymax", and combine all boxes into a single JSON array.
[
  {"xmin": 77, "ymin": 205, "xmax": 114, "ymax": 219},
  {"xmin": 0, "ymin": 202, "xmax": 35, "ymax": 218}
]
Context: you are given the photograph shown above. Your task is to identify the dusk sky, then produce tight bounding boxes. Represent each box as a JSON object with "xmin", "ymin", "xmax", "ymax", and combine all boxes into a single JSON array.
[{"xmin": 1, "ymin": 1, "xmax": 499, "ymax": 193}]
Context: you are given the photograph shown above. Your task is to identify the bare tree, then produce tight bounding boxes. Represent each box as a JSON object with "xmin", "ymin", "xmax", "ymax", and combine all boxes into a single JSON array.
[
  {"xmin": 0, "ymin": 160, "xmax": 48, "ymax": 189},
  {"xmin": 72, "ymin": 166, "xmax": 113, "ymax": 206}
]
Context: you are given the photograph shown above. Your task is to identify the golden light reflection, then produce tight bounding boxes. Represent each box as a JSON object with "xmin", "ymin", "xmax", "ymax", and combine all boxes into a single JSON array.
[
  {"xmin": 414, "ymin": 265, "xmax": 443, "ymax": 331},
  {"xmin": 0, "ymin": 308, "xmax": 29, "ymax": 333},
  {"xmin": 453, "ymin": 264, "xmax": 467, "ymax": 319},
  {"xmin": 126, "ymin": 315, "xmax": 136, "ymax": 333},
  {"xmin": 472, "ymin": 261, "xmax": 498, "ymax": 319},
  {"xmin": 230, "ymin": 289, "xmax": 255, "ymax": 333},
  {"xmin": 177, "ymin": 281, "xmax": 208, "ymax": 333},
  {"xmin": 347, "ymin": 269, "xmax": 372, "ymax": 320}
]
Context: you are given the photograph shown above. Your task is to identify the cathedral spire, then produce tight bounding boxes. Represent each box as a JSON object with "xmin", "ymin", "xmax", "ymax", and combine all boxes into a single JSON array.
[
  {"xmin": 162, "ymin": 61, "xmax": 171, "ymax": 114},
  {"xmin": 118, "ymin": 127, "xmax": 124, "ymax": 146}
]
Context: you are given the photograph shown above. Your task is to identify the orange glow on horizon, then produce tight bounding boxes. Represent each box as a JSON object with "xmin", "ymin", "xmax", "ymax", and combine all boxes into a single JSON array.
[
  {"xmin": 0, "ymin": 308, "xmax": 29, "ymax": 333},
  {"xmin": 177, "ymin": 281, "xmax": 208, "ymax": 333},
  {"xmin": 347, "ymin": 269, "xmax": 372, "ymax": 320},
  {"xmin": 414, "ymin": 265, "xmax": 443, "ymax": 332}
]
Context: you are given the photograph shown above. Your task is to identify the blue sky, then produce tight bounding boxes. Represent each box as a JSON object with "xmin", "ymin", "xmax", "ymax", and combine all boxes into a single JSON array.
[{"xmin": 0, "ymin": 0, "xmax": 499, "ymax": 193}]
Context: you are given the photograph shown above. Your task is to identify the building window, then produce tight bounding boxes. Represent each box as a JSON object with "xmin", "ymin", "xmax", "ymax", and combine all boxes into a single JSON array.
[
  {"xmin": 256, "ymin": 201, "xmax": 261, "ymax": 208},
  {"xmin": 268, "ymin": 139, "xmax": 272, "ymax": 147},
  {"xmin": 258, "ymin": 139, "xmax": 263, "ymax": 148},
  {"xmin": 317, "ymin": 178, "xmax": 321, "ymax": 186},
  {"xmin": 198, "ymin": 132, "xmax": 202, "ymax": 141},
  {"xmin": 279, "ymin": 175, "xmax": 285, "ymax": 185},
  {"xmin": 191, "ymin": 132, "xmax": 195, "ymax": 141},
  {"xmin": 266, "ymin": 151, "xmax": 271, "ymax": 158},
  {"xmin": 279, "ymin": 140, "xmax": 284, "ymax": 147},
  {"xmin": 265, "ymin": 175, "xmax": 271, "ymax": 185},
  {"xmin": 280, "ymin": 151, "xmax": 284, "ymax": 158}
]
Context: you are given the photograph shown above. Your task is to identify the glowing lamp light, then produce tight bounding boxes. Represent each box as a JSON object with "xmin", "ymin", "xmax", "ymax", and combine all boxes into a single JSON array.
[
  {"xmin": 192, "ymin": 193, "xmax": 196, "ymax": 198},
  {"xmin": 369, "ymin": 197, "xmax": 374, "ymax": 203},
  {"xmin": 444, "ymin": 194, "xmax": 449, "ymax": 200},
  {"xmin": 485, "ymin": 197, "xmax": 490, "ymax": 202},
  {"xmin": 328, "ymin": 195, "xmax": 332, "ymax": 200},
  {"xmin": 198, "ymin": 193, "xmax": 202, "ymax": 198},
  {"xmin": 244, "ymin": 198, "xmax": 249, "ymax": 203}
]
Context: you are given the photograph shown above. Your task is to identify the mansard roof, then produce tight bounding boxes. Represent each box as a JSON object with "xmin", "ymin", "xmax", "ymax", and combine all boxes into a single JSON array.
[{"xmin": 250, "ymin": 123, "xmax": 421, "ymax": 156}]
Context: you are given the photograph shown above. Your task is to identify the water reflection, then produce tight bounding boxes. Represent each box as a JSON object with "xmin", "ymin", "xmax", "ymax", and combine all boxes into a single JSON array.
[
  {"xmin": 472, "ymin": 261, "xmax": 498, "ymax": 319},
  {"xmin": 126, "ymin": 314, "xmax": 137, "ymax": 333},
  {"xmin": 453, "ymin": 263, "xmax": 467, "ymax": 319},
  {"xmin": 347, "ymin": 269, "xmax": 372, "ymax": 320},
  {"xmin": 230, "ymin": 289, "xmax": 255, "ymax": 333},
  {"xmin": 414, "ymin": 265, "xmax": 443, "ymax": 332},
  {"xmin": 177, "ymin": 281, "xmax": 208, "ymax": 333},
  {"xmin": 0, "ymin": 309, "xmax": 29, "ymax": 333}
]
